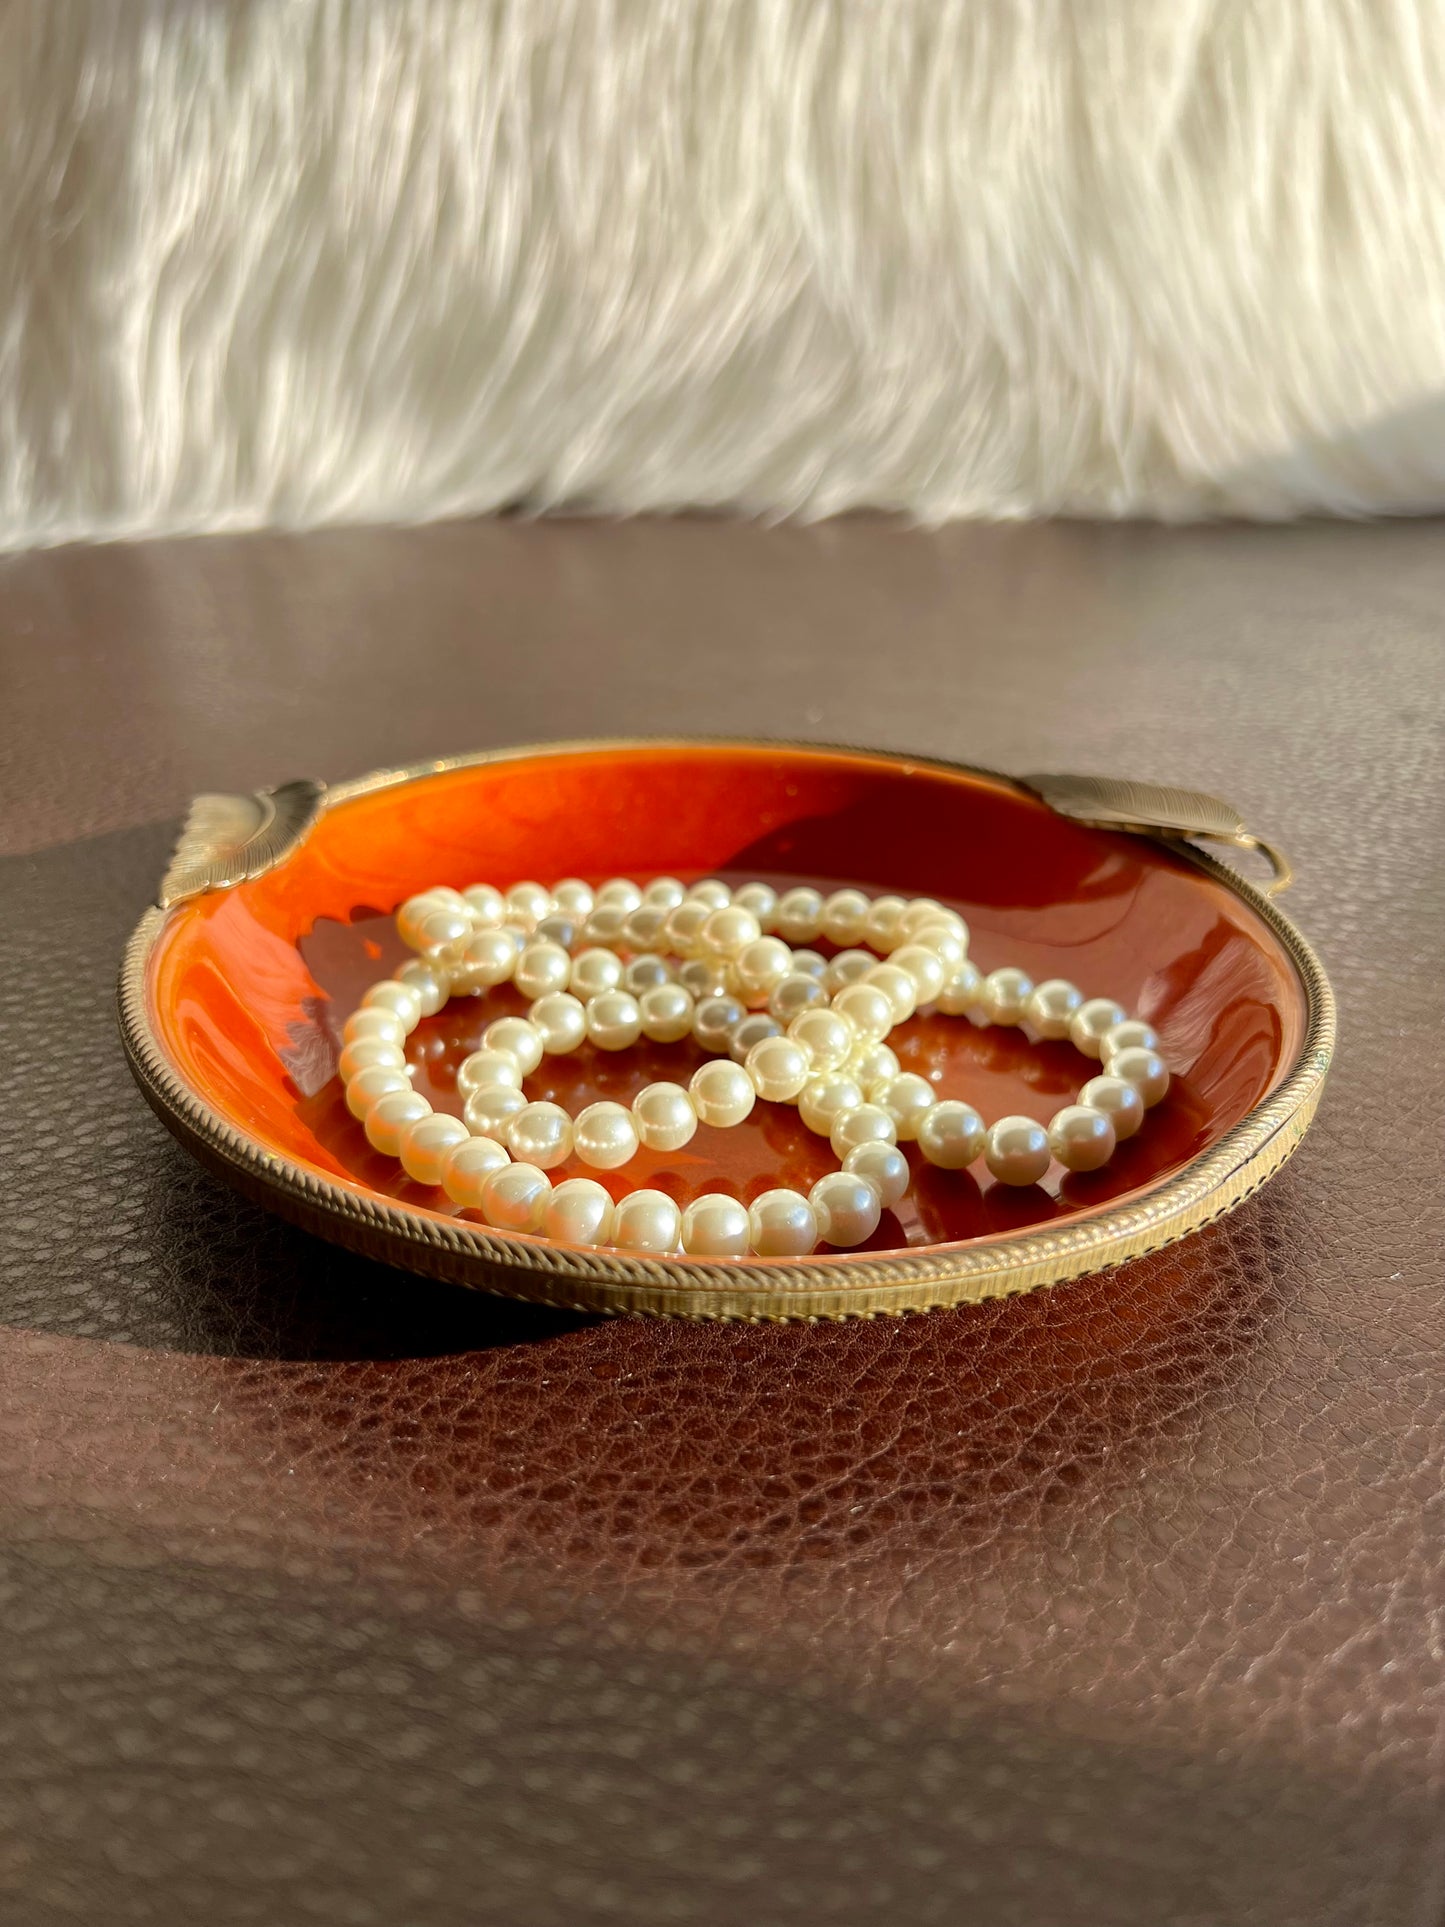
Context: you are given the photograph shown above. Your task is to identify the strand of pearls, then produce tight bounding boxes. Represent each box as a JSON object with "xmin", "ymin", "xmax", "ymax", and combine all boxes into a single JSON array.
[{"xmin": 338, "ymin": 876, "xmax": 1170, "ymax": 1259}]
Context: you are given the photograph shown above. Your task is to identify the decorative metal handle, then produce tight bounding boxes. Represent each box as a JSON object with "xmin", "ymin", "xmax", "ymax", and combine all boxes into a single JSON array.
[
  {"xmin": 158, "ymin": 779, "xmax": 327, "ymax": 908},
  {"xmin": 1023, "ymin": 773, "xmax": 1294, "ymax": 895}
]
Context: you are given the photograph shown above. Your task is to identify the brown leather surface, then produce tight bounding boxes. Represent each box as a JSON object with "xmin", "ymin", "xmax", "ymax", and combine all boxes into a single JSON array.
[{"xmin": 1, "ymin": 516, "xmax": 1442, "ymax": 1925}]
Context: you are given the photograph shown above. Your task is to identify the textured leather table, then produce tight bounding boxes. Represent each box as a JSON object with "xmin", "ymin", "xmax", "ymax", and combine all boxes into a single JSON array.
[{"xmin": 1, "ymin": 517, "xmax": 1441, "ymax": 1926}]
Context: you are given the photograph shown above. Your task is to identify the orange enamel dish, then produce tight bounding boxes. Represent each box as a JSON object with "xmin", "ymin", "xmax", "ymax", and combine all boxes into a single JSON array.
[{"xmin": 119, "ymin": 741, "xmax": 1333, "ymax": 1320}]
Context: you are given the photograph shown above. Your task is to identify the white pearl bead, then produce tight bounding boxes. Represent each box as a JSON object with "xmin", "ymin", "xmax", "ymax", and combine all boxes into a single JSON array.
[
  {"xmin": 586, "ymin": 990, "xmax": 644, "ymax": 1052},
  {"xmin": 403, "ymin": 891, "xmax": 458, "ymax": 922},
  {"xmin": 457, "ymin": 1047, "xmax": 524, "ymax": 1097},
  {"xmin": 508, "ymin": 1101, "xmax": 575, "ymax": 1169},
  {"xmin": 632, "ymin": 1082, "xmax": 699, "ymax": 1152},
  {"xmin": 916, "ymin": 1100, "xmax": 986, "ymax": 1169},
  {"xmin": 456, "ymin": 928, "xmax": 519, "ymax": 990},
  {"xmin": 612, "ymin": 1188, "xmax": 683, "ymax": 1253},
  {"xmin": 686, "ymin": 879, "xmax": 732, "ymax": 910},
  {"xmin": 642, "ymin": 876, "xmax": 686, "ymax": 911},
  {"xmin": 482, "ymin": 1017, "xmax": 544, "ymax": 1075},
  {"xmin": 1106, "ymin": 1045, "xmax": 1171, "ymax": 1107},
  {"xmin": 985, "ymin": 1115, "xmax": 1052, "ymax": 1185},
  {"xmin": 514, "ymin": 941, "xmax": 572, "ymax": 1001},
  {"xmin": 395, "ymin": 890, "xmax": 446, "ymax": 929},
  {"xmin": 398, "ymin": 1112, "xmax": 470, "ymax": 1185},
  {"xmin": 440, "ymin": 1134, "xmax": 511, "ymax": 1207},
  {"xmin": 842, "ymin": 1140, "xmax": 910, "ymax": 1209},
  {"xmin": 395, "ymin": 959, "xmax": 450, "ymax": 1016},
  {"xmin": 1079, "ymin": 1073, "xmax": 1145, "ymax": 1141},
  {"xmin": 909, "ymin": 924, "xmax": 967, "ymax": 973},
  {"xmin": 462, "ymin": 883, "xmax": 506, "ymax": 926},
  {"xmin": 569, "ymin": 948, "xmax": 623, "ymax": 1000},
  {"xmin": 729, "ymin": 1013, "xmax": 782, "ymax": 1063},
  {"xmin": 344, "ymin": 1064, "xmax": 411, "ymax": 1120},
  {"xmin": 809, "ymin": 1171, "xmax": 882, "ymax": 1248},
  {"xmin": 678, "ymin": 957, "xmax": 729, "ymax": 999},
  {"xmin": 364, "ymin": 1088, "xmax": 432, "ymax": 1155},
  {"xmin": 624, "ymin": 905, "xmax": 670, "ymax": 952},
  {"xmin": 789, "ymin": 951, "xmax": 828, "ymax": 981},
  {"xmin": 361, "ymin": 980, "xmax": 424, "ymax": 1028},
  {"xmin": 786, "ymin": 1007, "xmax": 855, "ymax": 1075},
  {"xmin": 850, "ymin": 1042, "xmax": 900, "ymax": 1091},
  {"xmin": 548, "ymin": 877, "xmax": 594, "ymax": 920},
  {"xmin": 872, "ymin": 1072, "xmax": 936, "ymax": 1141},
  {"xmin": 692, "ymin": 994, "xmax": 746, "ymax": 1055},
  {"xmin": 821, "ymin": 889, "xmax": 870, "ymax": 946},
  {"xmin": 536, "ymin": 914, "xmax": 578, "ymax": 950},
  {"xmin": 774, "ymin": 887, "xmax": 824, "ymax": 944},
  {"xmin": 798, "ymin": 1075, "xmax": 865, "ymax": 1136},
  {"xmin": 748, "ymin": 1189, "xmax": 820, "ymax": 1257},
  {"xmin": 459, "ymin": 933, "xmax": 517, "ymax": 986},
  {"xmin": 638, "ymin": 982, "xmax": 695, "ymax": 1043},
  {"xmin": 768, "ymin": 974, "xmax": 828, "ymax": 1023},
  {"xmin": 622, "ymin": 954, "xmax": 673, "ymax": 996},
  {"xmin": 1026, "ymin": 978, "xmax": 1084, "ymax": 1039},
  {"xmin": 504, "ymin": 881, "xmax": 553, "ymax": 932},
  {"xmin": 829, "ymin": 1104, "xmax": 898, "ymax": 1160},
  {"xmin": 896, "ymin": 899, "xmax": 956, "ymax": 941},
  {"xmin": 937, "ymin": 961, "xmax": 985, "ymax": 1017},
  {"xmin": 689, "ymin": 1059, "xmax": 756, "ymax": 1128},
  {"xmin": 823, "ymin": 949, "xmax": 877, "ymax": 994},
  {"xmin": 702, "ymin": 905, "xmax": 761, "ymax": 958},
  {"xmin": 1069, "ymin": 998, "xmax": 1127, "ymax": 1058},
  {"xmin": 479, "ymin": 1161, "xmax": 552, "ymax": 1231},
  {"xmin": 529, "ymin": 992, "xmax": 588, "ymax": 1055},
  {"xmin": 731, "ymin": 882, "xmax": 778, "ymax": 930},
  {"xmin": 583, "ymin": 905, "xmax": 630, "ymax": 946},
  {"xmin": 831, "ymin": 981, "xmax": 893, "ymax": 1043},
  {"xmin": 745, "ymin": 1035, "xmax": 812, "ymax": 1102},
  {"xmin": 982, "ymin": 967, "xmax": 1034, "ymax": 1025},
  {"xmin": 889, "ymin": 945, "xmax": 947, "ymax": 1005},
  {"xmin": 1104, "ymin": 1019, "xmax": 1160, "ymax": 1059},
  {"xmin": 733, "ymin": 937, "xmax": 793, "ymax": 1005},
  {"xmin": 681, "ymin": 1193, "xmax": 751, "ymax": 1257},
  {"xmin": 863, "ymin": 895, "xmax": 908, "ymax": 952},
  {"xmin": 574, "ymin": 1102, "xmax": 641, "ymax": 1170},
  {"xmin": 543, "ymin": 1177, "xmax": 615, "ymax": 1247},
  {"xmin": 596, "ymin": 877, "xmax": 644, "ymax": 914},
  {"xmin": 664, "ymin": 901, "xmax": 712, "ymax": 957},
  {"xmin": 1047, "ymin": 1104, "xmax": 1116, "ymax": 1172},
  {"xmin": 416, "ymin": 905, "xmax": 472, "ymax": 955},
  {"xmin": 861, "ymin": 962, "xmax": 917, "ymax": 1023},
  {"xmin": 397, "ymin": 891, "xmax": 451, "ymax": 949},
  {"xmin": 342, "ymin": 1007, "xmax": 406, "ymax": 1048},
  {"xmin": 463, "ymin": 1085, "xmax": 527, "ymax": 1141},
  {"xmin": 539, "ymin": 878, "xmax": 586, "ymax": 922},
  {"xmin": 339, "ymin": 1037, "xmax": 407, "ymax": 1083}
]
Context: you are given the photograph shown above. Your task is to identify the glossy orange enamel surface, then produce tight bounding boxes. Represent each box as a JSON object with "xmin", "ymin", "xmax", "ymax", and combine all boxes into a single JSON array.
[{"xmin": 148, "ymin": 744, "xmax": 1308, "ymax": 1261}]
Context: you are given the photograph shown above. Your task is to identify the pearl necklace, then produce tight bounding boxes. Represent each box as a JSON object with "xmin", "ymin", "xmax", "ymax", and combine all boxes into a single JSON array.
[{"xmin": 337, "ymin": 876, "xmax": 1170, "ymax": 1259}]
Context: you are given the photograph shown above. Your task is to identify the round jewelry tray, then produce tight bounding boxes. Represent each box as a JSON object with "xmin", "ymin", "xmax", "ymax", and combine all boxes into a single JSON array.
[{"xmin": 119, "ymin": 740, "xmax": 1334, "ymax": 1321}]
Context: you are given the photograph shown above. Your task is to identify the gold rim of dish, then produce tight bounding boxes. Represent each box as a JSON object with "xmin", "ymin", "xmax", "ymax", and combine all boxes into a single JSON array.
[{"xmin": 117, "ymin": 739, "xmax": 1336, "ymax": 1322}]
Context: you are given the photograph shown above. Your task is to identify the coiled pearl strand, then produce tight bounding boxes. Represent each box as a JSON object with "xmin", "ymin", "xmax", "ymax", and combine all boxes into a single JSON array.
[{"xmin": 339, "ymin": 877, "xmax": 1169, "ymax": 1259}]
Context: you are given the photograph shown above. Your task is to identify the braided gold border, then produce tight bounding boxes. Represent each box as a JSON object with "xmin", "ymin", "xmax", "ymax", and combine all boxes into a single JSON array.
[{"xmin": 117, "ymin": 740, "xmax": 1335, "ymax": 1321}]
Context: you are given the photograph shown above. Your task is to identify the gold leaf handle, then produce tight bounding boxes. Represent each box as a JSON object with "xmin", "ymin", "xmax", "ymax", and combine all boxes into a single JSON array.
[
  {"xmin": 1023, "ymin": 773, "xmax": 1293, "ymax": 895},
  {"xmin": 158, "ymin": 779, "xmax": 327, "ymax": 908}
]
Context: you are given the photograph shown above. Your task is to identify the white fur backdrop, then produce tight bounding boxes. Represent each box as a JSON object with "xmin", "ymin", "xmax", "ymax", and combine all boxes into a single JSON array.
[{"xmin": 3, "ymin": 0, "xmax": 1445, "ymax": 549}]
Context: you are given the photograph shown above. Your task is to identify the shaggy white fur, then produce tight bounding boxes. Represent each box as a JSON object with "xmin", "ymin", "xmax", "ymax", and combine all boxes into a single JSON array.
[{"xmin": 2, "ymin": 0, "xmax": 1444, "ymax": 548}]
